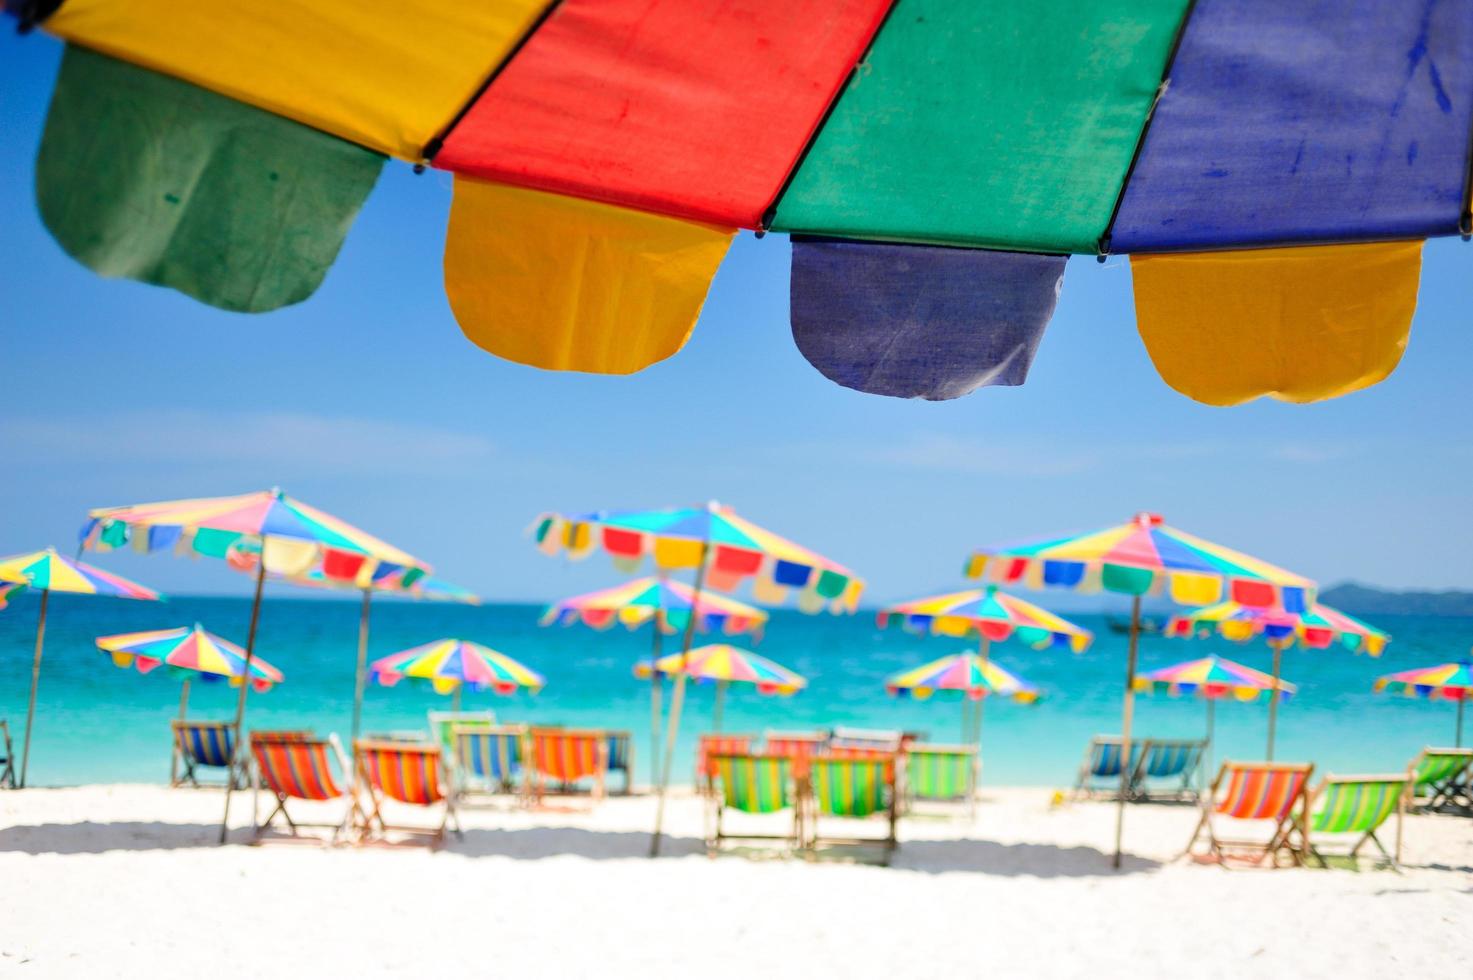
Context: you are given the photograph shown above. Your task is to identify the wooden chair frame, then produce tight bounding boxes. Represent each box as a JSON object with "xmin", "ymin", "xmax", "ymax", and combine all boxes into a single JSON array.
[
  {"xmin": 451, "ymin": 723, "xmax": 530, "ymax": 806},
  {"xmin": 802, "ymin": 754, "xmax": 900, "ymax": 865},
  {"xmin": 1185, "ymin": 761, "xmax": 1314, "ymax": 868},
  {"xmin": 250, "ymin": 732, "xmax": 353, "ymax": 842},
  {"xmin": 705, "ymin": 752, "xmax": 803, "ymax": 855},
  {"xmin": 0, "ymin": 720, "xmax": 15, "ymax": 790},
  {"xmin": 350, "ymin": 740, "xmax": 462, "ymax": 846},
  {"xmin": 172, "ymin": 719, "xmax": 248, "ymax": 789},
  {"xmin": 1408, "ymin": 747, "xmax": 1473, "ymax": 814},
  {"xmin": 1301, "ymin": 773, "xmax": 1409, "ymax": 871}
]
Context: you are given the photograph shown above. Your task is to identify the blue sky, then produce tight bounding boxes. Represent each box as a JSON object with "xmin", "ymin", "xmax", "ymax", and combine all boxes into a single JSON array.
[{"xmin": 2, "ymin": 32, "xmax": 1471, "ymax": 604}]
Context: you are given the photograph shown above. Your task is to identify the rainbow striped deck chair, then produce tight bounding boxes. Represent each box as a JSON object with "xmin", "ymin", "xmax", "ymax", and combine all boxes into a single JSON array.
[
  {"xmin": 350, "ymin": 739, "xmax": 461, "ymax": 844},
  {"xmin": 1305, "ymin": 774, "xmax": 1409, "ymax": 870},
  {"xmin": 0, "ymin": 720, "xmax": 14, "ymax": 790},
  {"xmin": 764, "ymin": 730, "xmax": 828, "ymax": 778},
  {"xmin": 804, "ymin": 755, "xmax": 899, "ymax": 863},
  {"xmin": 1129, "ymin": 739, "xmax": 1206, "ymax": 802},
  {"xmin": 706, "ymin": 753, "xmax": 800, "ymax": 854},
  {"xmin": 249, "ymin": 731, "xmax": 352, "ymax": 841},
  {"xmin": 1186, "ymin": 762, "xmax": 1314, "ymax": 868},
  {"xmin": 696, "ymin": 734, "xmax": 756, "ymax": 788},
  {"xmin": 1073, "ymin": 736, "xmax": 1143, "ymax": 800},
  {"xmin": 529, "ymin": 728, "xmax": 608, "ymax": 803},
  {"xmin": 172, "ymin": 720, "xmax": 247, "ymax": 789},
  {"xmin": 903, "ymin": 744, "xmax": 979, "ymax": 819},
  {"xmin": 1407, "ymin": 747, "xmax": 1473, "ymax": 814},
  {"xmin": 452, "ymin": 723, "xmax": 528, "ymax": 803},
  {"xmin": 606, "ymin": 731, "xmax": 634, "ymax": 795},
  {"xmin": 427, "ymin": 710, "xmax": 496, "ymax": 759}
]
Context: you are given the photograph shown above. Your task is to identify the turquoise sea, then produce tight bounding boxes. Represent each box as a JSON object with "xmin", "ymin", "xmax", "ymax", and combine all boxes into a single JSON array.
[{"xmin": 2, "ymin": 592, "xmax": 1468, "ymax": 788}]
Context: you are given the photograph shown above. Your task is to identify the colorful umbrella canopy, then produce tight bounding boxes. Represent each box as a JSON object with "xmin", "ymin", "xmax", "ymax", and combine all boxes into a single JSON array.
[
  {"xmin": 542, "ymin": 577, "xmax": 767, "ymax": 637},
  {"xmin": 0, "ymin": 582, "xmax": 21, "ymax": 610},
  {"xmin": 878, "ymin": 586, "xmax": 1092, "ymax": 652},
  {"xmin": 371, "ymin": 639, "xmax": 545, "ymax": 696},
  {"xmin": 96, "ymin": 624, "xmax": 284, "ymax": 691},
  {"xmin": 534, "ymin": 502, "xmax": 863, "ymax": 613},
  {"xmin": 1375, "ymin": 660, "xmax": 1473, "ymax": 748},
  {"xmin": 635, "ymin": 644, "xmax": 805, "ymax": 695},
  {"xmin": 0, "ymin": 548, "xmax": 162, "ymax": 600},
  {"xmin": 1134, "ymin": 656, "xmax": 1295, "ymax": 702},
  {"xmin": 884, "ymin": 652, "xmax": 1041, "ymax": 703},
  {"xmin": 1167, "ymin": 601, "xmax": 1389, "ymax": 655},
  {"xmin": 13, "ymin": 3, "xmax": 1463, "ymax": 406}
]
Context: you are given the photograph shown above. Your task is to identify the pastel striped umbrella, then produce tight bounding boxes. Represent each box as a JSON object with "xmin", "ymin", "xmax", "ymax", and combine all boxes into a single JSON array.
[
  {"xmin": 81, "ymin": 489, "xmax": 429, "ymax": 840},
  {"xmin": 1168, "ymin": 601, "xmax": 1389, "ymax": 655},
  {"xmin": 885, "ymin": 651, "xmax": 1040, "ymax": 748},
  {"xmin": 97, "ymin": 623, "xmax": 285, "ymax": 691},
  {"xmin": 0, "ymin": 547, "xmax": 161, "ymax": 787},
  {"xmin": 1374, "ymin": 661, "xmax": 1473, "ymax": 747},
  {"xmin": 0, "ymin": 582, "xmax": 23, "ymax": 610},
  {"xmin": 635, "ymin": 644, "xmax": 805, "ymax": 732},
  {"xmin": 370, "ymin": 639, "xmax": 545, "ymax": 711},
  {"xmin": 965, "ymin": 512, "xmax": 1315, "ymax": 868},
  {"xmin": 533, "ymin": 500, "xmax": 862, "ymax": 854},
  {"xmin": 878, "ymin": 586, "xmax": 1092, "ymax": 651}
]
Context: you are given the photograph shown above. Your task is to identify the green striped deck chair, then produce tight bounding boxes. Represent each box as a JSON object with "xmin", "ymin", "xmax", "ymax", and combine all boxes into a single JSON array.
[
  {"xmin": 904, "ymin": 744, "xmax": 978, "ymax": 819},
  {"xmin": 1305, "ymin": 774, "xmax": 1408, "ymax": 870},
  {"xmin": 1407, "ymin": 747, "xmax": 1473, "ymax": 814},
  {"xmin": 805, "ymin": 755, "xmax": 898, "ymax": 862},
  {"xmin": 706, "ymin": 753, "xmax": 799, "ymax": 854}
]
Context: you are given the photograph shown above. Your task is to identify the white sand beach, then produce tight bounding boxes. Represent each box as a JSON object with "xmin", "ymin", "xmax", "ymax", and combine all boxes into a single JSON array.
[{"xmin": 2, "ymin": 785, "xmax": 1469, "ymax": 978}]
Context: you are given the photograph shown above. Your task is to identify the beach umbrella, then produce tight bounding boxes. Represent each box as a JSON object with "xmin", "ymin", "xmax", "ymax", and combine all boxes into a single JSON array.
[
  {"xmin": 884, "ymin": 652, "xmax": 1041, "ymax": 746},
  {"xmin": 543, "ymin": 576, "xmax": 767, "ymax": 780},
  {"xmin": 0, "ymin": 582, "xmax": 23, "ymax": 610},
  {"xmin": 1167, "ymin": 601, "xmax": 1389, "ymax": 759},
  {"xmin": 878, "ymin": 586, "xmax": 1089, "ymax": 747},
  {"xmin": 80, "ymin": 489, "xmax": 428, "ymax": 841},
  {"xmin": 1374, "ymin": 661, "xmax": 1473, "ymax": 747},
  {"xmin": 95, "ymin": 623, "xmax": 284, "ymax": 784},
  {"xmin": 1133, "ymin": 655, "xmax": 1296, "ymax": 779},
  {"xmin": 965, "ymin": 511, "xmax": 1314, "ymax": 868},
  {"xmin": 533, "ymin": 501, "xmax": 862, "ymax": 855},
  {"xmin": 0, "ymin": 547, "xmax": 160, "ymax": 787},
  {"xmin": 370, "ymin": 638, "xmax": 545, "ymax": 710},
  {"xmin": 635, "ymin": 643, "xmax": 804, "ymax": 732}
]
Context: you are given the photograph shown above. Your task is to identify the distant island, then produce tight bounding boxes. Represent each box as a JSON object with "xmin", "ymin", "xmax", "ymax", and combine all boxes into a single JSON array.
[{"xmin": 1320, "ymin": 582, "xmax": 1473, "ymax": 617}]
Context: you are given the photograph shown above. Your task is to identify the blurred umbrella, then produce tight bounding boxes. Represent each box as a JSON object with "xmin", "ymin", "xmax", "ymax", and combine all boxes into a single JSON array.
[
  {"xmin": 884, "ymin": 651, "xmax": 1042, "ymax": 746},
  {"xmin": 1374, "ymin": 660, "xmax": 1473, "ymax": 747},
  {"xmin": 635, "ymin": 643, "xmax": 803, "ymax": 731},
  {"xmin": 370, "ymin": 638, "xmax": 544, "ymax": 711},
  {"xmin": 1134, "ymin": 655, "xmax": 1296, "ymax": 777}
]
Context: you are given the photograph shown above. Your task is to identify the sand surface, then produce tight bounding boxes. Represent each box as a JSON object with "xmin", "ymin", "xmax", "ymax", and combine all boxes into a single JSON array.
[{"xmin": 1, "ymin": 784, "xmax": 1470, "ymax": 978}]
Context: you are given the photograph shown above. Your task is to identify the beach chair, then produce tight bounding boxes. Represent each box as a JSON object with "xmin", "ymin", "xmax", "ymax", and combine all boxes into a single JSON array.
[
  {"xmin": 1407, "ymin": 747, "xmax": 1473, "ymax": 814},
  {"xmin": 453, "ymin": 723, "xmax": 529, "ymax": 804},
  {"xmin": 172, "ymin": 720, "xmax": 248, "ymax": 788},
  {"xmin": 705, "ymin": 753, "xmax": 801, "ymax": 854},
  {"xmin": 427, "ymin": 710, "xmax": 496, "ymax": 758},
  {"xmin": 830, "ymin": 727, "xmax": 903, "ymax": 752},
  {"xmin": 764, "ymin": 730, "xmax": 828, "ymax": 778},
  {"xmin": 1304, "ymin": 774, "xmax": 1409, "ymax": 870},
  {"xmin": 350, "ymin": 739, "xmax": 461, "ymax": 845},
  {"xmin": 1185, "ymin": 762, "xmax": 1314, "ymax": 868},
  {"xmin": 1072, "ymin": 736, "xmax": 1142, "ymax": 799},
  {"xmin": 903, "ymin": 744, "xmax": 979, "ymax": 819},
  {"xmin": 0, "ymin": 720, "xmax": 14, "ymax": 790},
  {"xmin": 250, "ymin": 731, "xmax": 353, "ymax": 841},
  {"xmin": 696, "ymin": 734, "xmax": 756, "ymax": 788},
  {"xmin": 605, "ymin": 731, "xmax": 634, "ymax": 795},
  {"xmin": 804, "ymin": 755, "xmax": 900, "ymax": 864},
  {"xmin": 1129, "ymin": 739, "xmax": 1206, "ymax": 802},
  {"xmin": 529, "ymin": 728, "xmax": 608, "ymax": 803}
]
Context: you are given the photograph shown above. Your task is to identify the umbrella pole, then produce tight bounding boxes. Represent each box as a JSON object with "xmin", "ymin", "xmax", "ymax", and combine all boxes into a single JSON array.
[
  {"xmin": 19, "ymin": 587, "xmax": 50, "ymax": 788},
  {"xmin": 1113, "ymin": 595, "xmax": 1142, "ymax": 870},
  {"xmin": 651, "ymin": 544, "xmax": 709, "ymax": 857},
  {"xmin": 219, "ymin": 552, "xmax": 267, "ymax": 844},
  {"xmin": 976, "ymin": 636, "xmax": 991, "ymax": 752},
  {"xmin": 171, "ymin": 679, "xmax": 191, "ymax": 785},
  {"xmin": 1266, "ymin": 641, "xmax": 1285, "ymax": 761},
  {"xmin": 959, "ymin": 698, "xmax": 970, "ymax": 744},
  {"xmin": 1204, "ymin": 697, "xmax": 1215, "ymax": 797},
  {"xmin": 351, "ymin": 588, "xmax": 372, "ymax": 744},
  {"xmin": 453, "ymin": 684, "xmax": 463, "ymax": 712},
  {"xmin": 649, "ymin": 613, "xmax": 664, "ymax": 792},
  {"xmin": 714, "ymin": 681, "xmax": 725, "ymax": 733},
  {"xmin": 1458, "ymin": 698, "xmax": 1465, "ymax": 749}
]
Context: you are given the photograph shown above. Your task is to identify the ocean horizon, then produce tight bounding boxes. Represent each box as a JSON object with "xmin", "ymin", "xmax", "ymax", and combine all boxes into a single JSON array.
[{"xmin": 2, "ymin": 591, "xmax": 1468, "ymax": 788}]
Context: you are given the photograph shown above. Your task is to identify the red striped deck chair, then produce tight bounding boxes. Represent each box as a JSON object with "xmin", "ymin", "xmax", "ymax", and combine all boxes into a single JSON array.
[
  {"xmin": 1186, "ymin": 762, "xmax": 1314, "ymax": 868},
  {"xmin": 250, "ymin": 731, "xmax": 352, "ymax": 842},
  {"xmin": 0, "ymin": 720, "xmax": 14, "ymax": 790},
  {"xmin": 529, "ymin": 728, "xmax": 608, "ymax": 804},
  {"xmin": 696, "ymin": 734, "xmax": 756, "ymax": 789},
  {"xmin": 804, "ymin": 754, "xmax": 899, "ymax": 864},
  {"xmin": 350, "ymin": 739, "xmax": 461, "ymax": 845},
  {"xmin": 764, "ymin": 730, "xmax": 828, "ymax": 778},
  {"xmin": 706, "ymin": 753, "xmax": 800, "ymax": 854}
]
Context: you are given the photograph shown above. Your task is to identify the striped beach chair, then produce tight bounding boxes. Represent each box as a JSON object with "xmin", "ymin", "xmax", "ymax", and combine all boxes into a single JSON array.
[
  {"xmin": 830, "ymin": 727, "xmax": 903, "ymax": 752},
  {"xmin": 427, "ymin": 710, "xmax": 496, "ymax": 758},
  {"xmin": 172, "ymin": 720, "xmax": 247, "ymax": 788},
  {"xmin": 0, "ymin": 720, "xmax": 14, "ymax": 790},
  {"xmin": 250, "ymin": 731, "xmax": 353, "ymax": 841},
  {"xmin": 804, "ymin": 755, "xmax": 899, "ymax": 863},
  {"xmin": 904, "ymin": 744, "xmax": 979, "ymax": 819},
  {"xmin": 1186, "ymin": 761, "xmax": 1314, "ymax": 867},
  {"xmin": 1129, "ymin": 739, "xmax": 1206, "ymax": 802},
  {"xmin": 1407, "ymin": 747, "xmax": 1473, "ymax": 814},
  {"xmin": 1073, "ymin": 736, "xmax": 1142, "ymax": 799},
  {"xmin": 1305, "ymin": 774, "xmax": 1409, "ymax": 870},
  {"xmin": 453, "ymin": 724, "xmax": 528, "ymax": 803},
  {"xmin": 764, "ymin": 730, "xmax": 828, "ymax": 778},
  {"xmin": 606, "ymin": 731, "xmax": 634, "ymax": 795},
  {"xmin": 529, "ymin": 728, "xmax": 608, "ymax": 803},
  {"xmin": 706, "ymin": 753, "xmax": 800, "ymax": 854},
  {"xmin": 696, "ymin": 734, "xmax": 756, "ymax": 787},
  {"xmin": 350, "ymin": 739, "xmax": 461, "ymax": 844}
]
